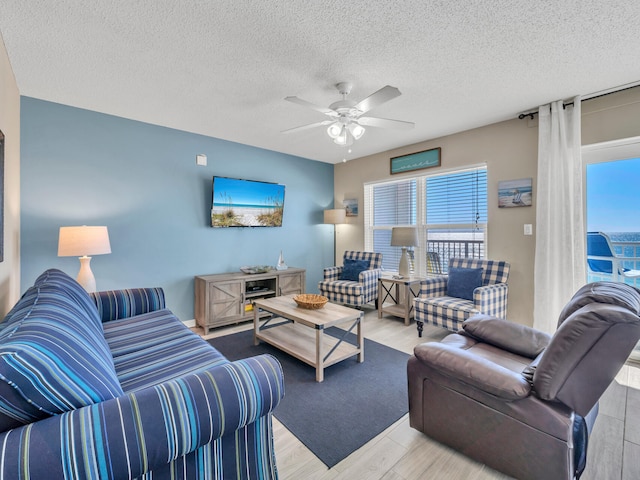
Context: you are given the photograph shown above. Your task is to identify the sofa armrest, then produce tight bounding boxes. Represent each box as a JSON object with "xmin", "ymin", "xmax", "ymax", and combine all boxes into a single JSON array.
[
  {"xmin": 417, "ymin": 276, "xmax": 448, "ymax": 297},
  {"xmin": 0, "ymin": 354, "xmax": 284, "ymax": 479},
  {"xmin": 323, "ymin": 266, "xmax": 342, "ymax": 281},
  {"xmin": 463, "ymin": 314, "xmax": 551, "ymax": 358},
  {"xmin": 413, "ymin": 342, "xmax": 531, "ymax": 400},
  {"xmin": 474, "ymin": 283, "xmax": 509, "ymax": 317},
  {"xmin": 90, "ymin": 287, "xmax": 166, "ymax": 322}
]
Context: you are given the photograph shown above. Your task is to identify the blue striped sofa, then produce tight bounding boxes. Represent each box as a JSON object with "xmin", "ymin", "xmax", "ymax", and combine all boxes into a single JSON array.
[
  {"xmin": 0, "ymin": 269, "xmax": 284, "ymax": 479},
  {"xmin": 414, "ymin": 258, "xmax": 510, "ymax": 335}
]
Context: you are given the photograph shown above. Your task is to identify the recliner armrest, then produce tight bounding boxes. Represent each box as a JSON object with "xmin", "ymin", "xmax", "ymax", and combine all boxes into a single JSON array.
[
  {"xmin": 413, "ymin": 342, "xmax": 531, "ymax": 400},
  {"xmin": 463, "ymin": 314, "xmax": 551, "ymax": 358}
]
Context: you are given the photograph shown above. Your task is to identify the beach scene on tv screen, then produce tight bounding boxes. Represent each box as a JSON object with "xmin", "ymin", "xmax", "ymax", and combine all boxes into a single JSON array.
[{"xmin": 211, "ymin": 177, "xmax": 285, "ymax": 227}]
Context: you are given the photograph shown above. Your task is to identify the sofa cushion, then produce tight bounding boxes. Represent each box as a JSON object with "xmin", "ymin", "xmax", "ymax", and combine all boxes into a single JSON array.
[
  {"xmin": 414, "ymin": 295, "xmax": 477, "ymax": 331},
  {"xmin": 447, "ymin": 267, "xmax": 483, "ymax": 301},
  {"xmin": 104, "ymin": 309, "xmax": 229, "ymax": 392},
  {"xmin": 0, "ymin": 282, "xmax": 123, "ymax": 431},
  {"xmin": 317, "ymin": 280, "xmax": 363, "ymax": 296},
  {"xmin": 339, "ymin": 258, "xmax": 370, "ymax": 281}
]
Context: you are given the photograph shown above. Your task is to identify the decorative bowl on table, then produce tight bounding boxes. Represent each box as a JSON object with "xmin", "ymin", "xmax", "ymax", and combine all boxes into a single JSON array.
[
  {"xmin": 240, "ymin": 265, "xmax": 273, "ymax": 274},
  {"xmin": 293, "ymin": 294, "xmax": 328, "ymax": 310}
]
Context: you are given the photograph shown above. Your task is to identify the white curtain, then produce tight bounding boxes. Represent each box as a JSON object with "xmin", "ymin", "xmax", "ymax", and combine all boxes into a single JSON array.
[{"xmin": 533, "ymin": 97, "xmax": 586, "ymax": 333}]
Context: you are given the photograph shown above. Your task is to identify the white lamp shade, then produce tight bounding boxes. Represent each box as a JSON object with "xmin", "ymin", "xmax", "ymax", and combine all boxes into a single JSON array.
[
  {"xmin": 390, "ymin": 227, "xmax": 419, "ymax": 247},
  {"xmin": 58, "ymin": 226, "xmax": 111, "ymax": 257},
  {"xmin": 324, "ymin": 209, "xmax": 346, "ymax": 225}
]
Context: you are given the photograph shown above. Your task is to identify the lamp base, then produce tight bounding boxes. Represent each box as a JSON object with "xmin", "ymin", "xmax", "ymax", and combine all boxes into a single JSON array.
[
  {"xmin": 76, "ymin": 256, "xmax": 97, "ymax": 292},
  {"xmin": 398, "ymin": 247, "xmax": 410, "ymax": 277}
]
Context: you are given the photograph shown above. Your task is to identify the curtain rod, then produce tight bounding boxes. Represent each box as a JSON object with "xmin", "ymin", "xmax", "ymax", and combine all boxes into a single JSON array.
[{"xmin": 517, "ymin": 81, "xmax": 640, "ymax": 120}]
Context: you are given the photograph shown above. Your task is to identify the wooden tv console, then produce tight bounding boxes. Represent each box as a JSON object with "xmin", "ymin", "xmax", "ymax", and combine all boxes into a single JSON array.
[{"xmin": 194, "ymin": 268, "xmax": 305, "ymax": 334}]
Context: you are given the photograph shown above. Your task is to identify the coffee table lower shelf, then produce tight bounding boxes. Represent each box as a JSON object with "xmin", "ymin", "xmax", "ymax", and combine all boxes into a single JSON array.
[
  {"xmin": 253, "ymin": 295, "xmax": 364, "ymax": 382},
  {"xmin": 256, "ymin": 323, "xmax": 361, "ymax": 375}
]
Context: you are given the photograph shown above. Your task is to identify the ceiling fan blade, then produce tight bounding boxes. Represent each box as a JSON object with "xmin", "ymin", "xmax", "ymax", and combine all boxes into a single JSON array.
[
  {"xmin": 281, "ymin": 120, "xmax": 333, "ymax": 134},
  {"xmin": 354, "ymin": 86, "xmax": 401, "ymax": 113},
  {"xmin": 284, "ymin": 96, "xmax": 336, "ymax": 116},
  {"xmin": 358, "ymin": 116, "xmax": 414, "ymax": 130}
]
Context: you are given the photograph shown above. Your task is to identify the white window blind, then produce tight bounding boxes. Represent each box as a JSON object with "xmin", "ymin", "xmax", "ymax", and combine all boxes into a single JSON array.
[
  {"xmin": 425, "ymin": 168, "xmax": 487, "ymax": 271},
  {"xmin": 369, "ymin": 179, "xmax": 417, "ymax": 272},
  {"xmin": 365, "ymin": 166, "xmax": 487, "ymax": 275}
]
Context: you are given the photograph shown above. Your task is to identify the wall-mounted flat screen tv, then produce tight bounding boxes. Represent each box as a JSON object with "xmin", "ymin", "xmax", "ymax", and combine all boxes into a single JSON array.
[{"xmin": 211, "ymin": 176, "xmax": 285, "ymax": 227}]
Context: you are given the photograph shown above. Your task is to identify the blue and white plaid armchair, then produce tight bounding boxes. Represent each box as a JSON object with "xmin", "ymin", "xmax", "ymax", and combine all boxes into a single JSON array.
[
  {"xmin": 318, "ymin": 251, "xmax": 383, "ymax": 307},
  {"xmin": 413, "ymin": 257, "xmax": 510, "ymax": 335}
]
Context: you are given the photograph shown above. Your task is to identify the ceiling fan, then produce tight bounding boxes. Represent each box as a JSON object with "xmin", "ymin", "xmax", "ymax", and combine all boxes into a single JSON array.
[{"xmin": 282, "ymin": 82, "xmax": 414, "ymax": 147}]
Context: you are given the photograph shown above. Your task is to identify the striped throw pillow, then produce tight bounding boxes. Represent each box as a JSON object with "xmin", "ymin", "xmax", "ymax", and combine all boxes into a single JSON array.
[{"xmin": 0, "ymin": 282, "xmax": 123, "ymax": 431}]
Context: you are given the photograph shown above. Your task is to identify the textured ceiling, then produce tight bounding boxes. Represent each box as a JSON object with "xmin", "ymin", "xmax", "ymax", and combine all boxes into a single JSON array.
[{"xmin": 1, "ymin": 1, "xmax": 640, "ymax": 164}]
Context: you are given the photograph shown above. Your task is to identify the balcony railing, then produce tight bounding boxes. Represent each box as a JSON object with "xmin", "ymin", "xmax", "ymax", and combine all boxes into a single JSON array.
[
  {"xmin": 426, "ymin": 239, "xmax": 484, "ymax": 273},
  {"xmin": 424, "ymin": 237, "xmax": 640, "ymax": 287}
]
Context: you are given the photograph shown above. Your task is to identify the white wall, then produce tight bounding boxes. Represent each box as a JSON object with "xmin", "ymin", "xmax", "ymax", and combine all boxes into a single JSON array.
[
  {"xmin": 0, "ymin": 34, "xmax": 20, "ymax": 316},
  {"xmin": 334, "ymin": 87, "xmax": 640, "ymax": 327}
]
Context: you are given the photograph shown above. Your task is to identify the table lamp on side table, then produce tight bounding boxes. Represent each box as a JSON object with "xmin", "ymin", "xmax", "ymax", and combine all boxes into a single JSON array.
[
  {"xmin": 391, "ymin": 227, "xmax": 419, "ymax": 277},
  {"xmin": 58, "ymin": 225, "xmax": 111, "ymax": 292}
]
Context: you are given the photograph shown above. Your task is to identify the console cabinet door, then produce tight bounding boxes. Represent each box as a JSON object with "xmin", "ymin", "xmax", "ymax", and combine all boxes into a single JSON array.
[
  {"xmin": 278, "ymin": 272, "xmax": 305, "ymax": 296},
  {"xmin": 209, "ymin": 280, "xmax": 244, "ymax": 325}
]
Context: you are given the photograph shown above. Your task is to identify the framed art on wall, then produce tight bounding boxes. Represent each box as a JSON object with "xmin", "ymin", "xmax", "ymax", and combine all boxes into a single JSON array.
[
  {"xmin": 498, "ymin": 178, "xmax": 532, "ymax": 208},
  {"xmin": 390, "ymin": 147, "xmax": 441, "ymax": 175},
  {"xmin": 343, "ymin": 198, "xmax": 358, "ymax": 217}
]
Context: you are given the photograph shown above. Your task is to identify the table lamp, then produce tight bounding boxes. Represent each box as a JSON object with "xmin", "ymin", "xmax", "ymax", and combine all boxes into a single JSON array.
[
  {"xmin": 324, "ymin": 209, "xmax": 346, "ymax": 261},
  {"xmin": 391, "ymin": 227, "xmax": 419, "ymax": 277},
  {"xmin": 58, "ymin": 226, "xmax": 111, "ymax": 292}
]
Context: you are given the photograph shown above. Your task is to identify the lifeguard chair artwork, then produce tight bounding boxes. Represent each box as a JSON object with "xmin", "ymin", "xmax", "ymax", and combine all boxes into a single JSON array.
[{"xmin": 498, "ymin": 178, "xmax": 532, "ymax": 208}]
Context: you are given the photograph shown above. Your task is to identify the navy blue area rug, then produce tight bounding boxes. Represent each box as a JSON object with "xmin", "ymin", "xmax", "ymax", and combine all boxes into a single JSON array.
[{"xmin": 208, "ymin": 327, "xmax": 410, "ymax": 468}]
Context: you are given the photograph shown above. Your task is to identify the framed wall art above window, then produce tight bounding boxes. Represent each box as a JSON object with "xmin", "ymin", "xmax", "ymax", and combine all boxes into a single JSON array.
[{"xmin": 390, "ymin": 147, "xmax": 441, "ymax": 175}]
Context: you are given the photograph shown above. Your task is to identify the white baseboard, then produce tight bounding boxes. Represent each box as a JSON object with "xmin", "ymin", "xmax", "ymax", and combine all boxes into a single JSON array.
[{"xmin": 183, "ymin": 319, "xmax": 196, "ymax": 328}]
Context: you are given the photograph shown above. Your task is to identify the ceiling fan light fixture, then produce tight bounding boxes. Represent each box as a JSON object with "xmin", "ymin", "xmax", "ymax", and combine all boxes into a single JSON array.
[
  {"xmin": 348, "ymin": 123, "xmax": 365, "ymax": 140},
  {"xmin": 285, "ymin": 82, "xmax": 413, "ymax": 149},
  {"xmin": 333, "ymin": 127, "xmax": 354, "ymax": 147},
  {"xmin": 327, "ymin": 123, "xmax": 342, "ymax": 139}
]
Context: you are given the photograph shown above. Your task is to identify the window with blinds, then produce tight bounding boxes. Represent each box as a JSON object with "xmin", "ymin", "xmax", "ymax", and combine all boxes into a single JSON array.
[
  {"xmin": 364, "ymin": 166, "xmax": 487, "ymax": 275},
  {"xmin": 369, "ymin": 179, "xmax": 417, "ymax": 272}
]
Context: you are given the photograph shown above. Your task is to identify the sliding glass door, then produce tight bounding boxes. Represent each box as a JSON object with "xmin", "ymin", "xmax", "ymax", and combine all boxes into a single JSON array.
[{"xmin": 583, "ymin": 137, "xmax": 640, "ymax": 361}]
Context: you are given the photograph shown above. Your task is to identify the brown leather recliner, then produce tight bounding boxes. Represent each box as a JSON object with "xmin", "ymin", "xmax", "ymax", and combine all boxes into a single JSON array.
[{"xmin": 408, "ymin": 281, "xmax": 640, "ymax": 480}]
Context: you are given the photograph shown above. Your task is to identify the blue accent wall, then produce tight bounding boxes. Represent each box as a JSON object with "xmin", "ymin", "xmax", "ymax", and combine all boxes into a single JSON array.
[{"xmin": 20, "ymin": 97, "xmax": 335, "ymax": 320}]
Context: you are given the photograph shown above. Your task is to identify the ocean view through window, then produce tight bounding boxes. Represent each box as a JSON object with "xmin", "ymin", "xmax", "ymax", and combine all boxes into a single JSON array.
[
  {"xmin": 586, "ymin": 157, "xmax": 640, "ymax": 289},
  {"xmin": 586, "ymin": 153, "xmax": 640, "ymax": 362}
]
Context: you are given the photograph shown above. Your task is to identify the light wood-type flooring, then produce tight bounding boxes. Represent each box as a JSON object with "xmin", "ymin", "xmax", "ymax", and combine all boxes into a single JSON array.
[{"xmin": 196, "ymin": 306, "xmax": 640, "ymax": 480}]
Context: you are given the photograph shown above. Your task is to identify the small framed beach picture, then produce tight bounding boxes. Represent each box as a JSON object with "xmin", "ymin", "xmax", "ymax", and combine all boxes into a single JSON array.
[
  {"xmin": 343, "ymin": 198, "xmax": 358, "ymax": 217},
  {"xmin": 498, "ymin": 178, "xmax": 533, "ymax": 208}
]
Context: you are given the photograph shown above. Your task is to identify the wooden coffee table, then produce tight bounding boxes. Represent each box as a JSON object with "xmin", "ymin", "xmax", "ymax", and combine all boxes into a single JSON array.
[{"xmin": 253, "ymin": 295, "xmax": 364, "ymax": 382}]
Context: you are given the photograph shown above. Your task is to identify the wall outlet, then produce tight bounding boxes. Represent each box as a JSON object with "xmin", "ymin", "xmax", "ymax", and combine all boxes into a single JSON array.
[
  {"xmin": 524, "ymin": 224, "xmax": 533, "ymax": 235},
  {"xmin": 196, "ymin": 154, "xmax": 207, "ymax": 166}
]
